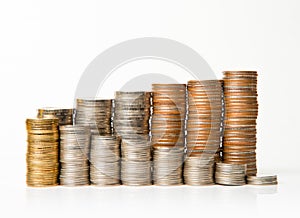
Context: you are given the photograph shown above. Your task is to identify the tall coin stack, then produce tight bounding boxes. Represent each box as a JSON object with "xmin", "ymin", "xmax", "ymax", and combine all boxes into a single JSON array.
[
  {"xmin": 222, "ymin": 71, "xmax": 258, "ymax": 176},
  {"xmin": 114, "ymin": 92, "xmax": 151, "ymax": 185},
  {"xmin": 75, "ymin": 99, "xmax": 112, "ymax": 135},
  {"xmin": 59, "ymin": 125, "xmax": 90, "ymax": 186},
  {"xmin": 37, "ymin": 107, "xmax": 73, "ymax": 125},
  {"xmin": 151, "ymin": 84, "xmax": 186, "ymax": 185},
  {"xmin": 90, "ymin": 135, "xmax": 121, "ymax": 186},
  {"xmin": 26, "ymin": 118, "xmax": 59, "ymax": 187}
]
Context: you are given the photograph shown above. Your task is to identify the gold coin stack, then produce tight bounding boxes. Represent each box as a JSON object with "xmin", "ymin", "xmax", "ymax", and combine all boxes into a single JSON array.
[
  {"xmin": 152, "ymin": 84, "xmax": 186, "ymax": 185},
  {"xmin": 186, "ymin": 80, "xmax": 223, "ymax": 158},
  {"xmin": 75, "ymin": 99, "xmax": 112, "ymax": 135},
  {"xmin": 223, "ymin": 71, "xmax": 258, "ymax": 176},
  {"xmin": 37, "ymin": 107, "xmax": 73, "ymax": 125},
  {"xmin": 26, "ymin": 118, "xmax": 59, "ymax": 187}
]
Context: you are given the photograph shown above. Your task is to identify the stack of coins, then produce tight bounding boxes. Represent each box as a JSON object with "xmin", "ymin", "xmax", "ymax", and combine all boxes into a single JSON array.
[
  {"xmin": 37, "ymin": 107, "xmax": 73, "ymax": 125},
  {"xmin": 75, "ymin": 99, "xmax": 112, "ymax": 134},
  {"xmin": 121, "ymin": 136, "xmax": 151, "ymax": 185},
  {"xmin": 247, "ymin": 175, "xmax": 278, "ymax": 185},
  {"xmin": 222, "ymin": 71, "xmax": 258, "ymax": 175},
  {"xmin": 183, "ymin": 154, "xmax": 215, "ymax": 185},
  {"xmin": 26, "ymin": 118, "xmax": 59, "ymax": 187},
  {"xmin": 90, "ymin": 135, "xmax": 120, "ymax": 186},
  {"xmin": 215, "ymin": 162, "xmax": 246, "ymax": 186},
  {"xmin": 114, "ymin": 92, "xmax": 151, "ymax": 138},
  {"xmin": 59, "ymin": 125, "xmax": 90, "ymax": 186},
  {"xmin": 187, "ymin": 80, "xmax": 223, "ymax": 159},
  {"xmin": 151, "ymin": 84, "xmax": 186, "ymax": 148},
  {"xmin": 153, "ymin": 147, "xmax": 184, "ymax": 185}
]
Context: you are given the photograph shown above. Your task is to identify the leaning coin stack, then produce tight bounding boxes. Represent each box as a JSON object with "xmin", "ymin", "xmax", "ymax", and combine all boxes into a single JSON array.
[
  {"xmin": 75, "ymin": 99, "xmax": 112, "ymax": 134},
  {"xmin": 37, "ymin": 107, "xmax": 73, "ymax": 125},
  {"xmin": 121, "ymin": 136, "xmax": 151, "ymax": 185},
  {"xmin": 183, "ymin": 154, "xmax": 215, "ymax": 185},
  {"xmin": 59, "ymin": 125, "xmax": 90, "ymax": 186},
  {"xmin": 223, "ymin": 71, "xmax": 258, "ymax": 175},
  {"xmin": 215, "ymin": 162, "xmax": 246, "ymax": 186},
  {"xmin": 247, "ymin": 175, "xmax": 278, "ymax": 185},
  {"xmin": 187, "ymin": 80, "xmax": 223, "ymax": 159},
  {"xmin": 90, "ymin": 135, "xmax": 121, "ymax": 186},
  {"xmin": 151, "ymin": 84, "xmax": 186, "ymax": 185},
  {"xmin": 153, "ymin": 147, "xmax": 184, "ymax": 185},
  {"xmin": 26, "ymin": 118, "xmax": 59, "ymax": 187}
]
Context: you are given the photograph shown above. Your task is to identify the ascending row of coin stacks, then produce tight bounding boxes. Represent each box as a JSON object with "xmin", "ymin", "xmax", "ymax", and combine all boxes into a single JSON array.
[
  {"xmin": 222, "ymin": 71, "xmax": 258, "ymax": 176},
  {"xmin": 26, "ymin": 118, "xmax": 59, "ymax": 187},
  {"xmin": 114, "ymin": 92, "xmax": 152, "ymax": 185},
  {"xmin": 184, "ymin": 80, "xmax": 223, "ymax": 185},
  {"xmin": 151, "ymin": 84, "xmax": 186, "ymax": 185}
]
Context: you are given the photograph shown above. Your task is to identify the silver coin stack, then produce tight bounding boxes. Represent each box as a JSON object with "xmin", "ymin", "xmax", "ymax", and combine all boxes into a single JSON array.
[
  {"xmin": 37, "ymin": 107, "xmax": 74, "ymax": 125},
  {"xmin": 215, "ymin": 162, "xmax": 246, "ymax": 186},
  {"xmin": 183, "ymin": 155, "xmax": 215, "ymax": 185},
  {"xmin": 59, "ymin": 125, "xmax": 90, "ymax": 186},
  {"xmin": 153, "ymin": 147, "xmax": 184, "ymax": 185},
  {"xmin": 121, "ymin": 137, "xmax": 151, "ymax": 185},
  {"xmin": 75, "ymin": 99, "xmax": 112, "ymax": 134},
  {"xmin": 247, "ymin": 175, "xmax": 278, "ymax": 185},
  {"xmin": 114, "ymin": 92, "xmax": 152, "ymax": 186},
  {"xmin": 90, "ymin": 135, "xmax": 120, "ymax": 186}
]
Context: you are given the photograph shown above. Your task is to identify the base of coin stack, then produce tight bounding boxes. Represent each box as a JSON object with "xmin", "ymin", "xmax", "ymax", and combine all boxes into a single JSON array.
[{"xmin": 215, "ymin": 162, "xmax": 246, "ymax": 186}]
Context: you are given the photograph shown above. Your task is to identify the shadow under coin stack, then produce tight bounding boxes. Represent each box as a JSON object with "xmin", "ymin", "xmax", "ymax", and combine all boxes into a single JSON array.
[
  {"xmin": 90, "ymin": 135, "xmax": 121, "ymax": 186},
  {"xmin": 59, "ymin": 125, "xmax": 90, "ymax": 186},
  {"xmin": 37, "ymin": 108, "xmax": 73, "ymax": 125},
  {"xmin": 184, "ymin": 80, "xmax": 223, "ymax": 185},
  {"xmin": 26, "ymin": 118, "xmax": 59, "ymax": 187},
  {"xmin": 222, "ymin": 71, "xmax": 258, "ymax": 176},
  {"xmin": 114, "ymin": 92, "xmax": 151, "ymax": 186},
  {"xmin": 75, "ymin": 99, "xmax": 112, "ymax": 134},
  {"xmin": 151, "ymin": 84, "xmax": 186, "ymax": 185}
]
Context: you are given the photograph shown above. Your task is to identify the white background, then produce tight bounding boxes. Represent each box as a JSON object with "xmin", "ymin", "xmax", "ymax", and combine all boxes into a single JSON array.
[{"xmin": 0, "ymin": 0, "xmax": 299, "ymax": 217}]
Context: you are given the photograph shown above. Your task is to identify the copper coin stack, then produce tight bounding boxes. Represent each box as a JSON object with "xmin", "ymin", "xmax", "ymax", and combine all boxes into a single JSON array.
[
  {"xmin": 90, "ymin": 135, "xmax": 121, "ymax": 186},
  {"xmin": 151, "ymin": 84, "xmax": 186, "ymax": 185},
  {"xmin": 75, "ymin": 99, "xmax": 112, "ymax": 134},
  {"xmin": 59, "ymin": 125, "xmax": 90, "ymax": 186},
  {"xmin": 222, "ymin": 71, "xmax": 258, "ymax": 176},
  {"xmin": 114, "ymin": 92, "xmax": 152, "ymax": 185},
  {"xmin": 26, "ymin": 118, "xmax": 59, "ymax": 187},
  {"xmin": 186, "ymin": 80, "xmax": 223, "ymax": 159},
  {"xmin": 37, "ymin": 107, "xmax": 73, "ymax": 125}
]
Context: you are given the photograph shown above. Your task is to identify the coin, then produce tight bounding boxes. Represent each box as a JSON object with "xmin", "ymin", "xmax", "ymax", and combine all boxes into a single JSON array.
[
  {"xmin": 215, "ymin": 162, "xmax": 246, "ymax": 186},
  {"xmin": 59, "ymin": 125, "xmax": 90, "ymax": 186},
  {"xmin": 222, "ymin": 71, "xmax": 258, "ymax": 175},
  {"xmin": 90, "ymin": 135, "xmax": 120, "ymax": 186},
  {"xmin": 247, "ymin": 175, "xmax": 278, "ymax": 185},
  {"xmin": 37, "ymin": 107, "xmax": 74, "ymax": 125},
  {"xmin": 26, "ymin": 118, "xmax": 59, "ymax": 187},
  {"xmin": 75, "ymin": 99, "xmax": 112, "ymax": 135}
]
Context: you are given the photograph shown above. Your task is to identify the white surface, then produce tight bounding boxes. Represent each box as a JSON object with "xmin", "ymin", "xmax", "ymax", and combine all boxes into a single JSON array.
[{"xmin": 0, "ymin": 0, "xmax": 299, "ymax": 217}]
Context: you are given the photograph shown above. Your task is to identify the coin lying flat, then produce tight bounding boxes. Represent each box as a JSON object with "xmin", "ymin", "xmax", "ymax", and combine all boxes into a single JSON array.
[
  {"xmin": 215, "ymin": 162, "xmax": 246, "ymax": 186},
  {"xmin": 247, "ymin": 175, "xmax": 278, "ymax": 185},
  {"xmin": 26, "ymin": 118, "xmax": 59, "ymax": 187}
]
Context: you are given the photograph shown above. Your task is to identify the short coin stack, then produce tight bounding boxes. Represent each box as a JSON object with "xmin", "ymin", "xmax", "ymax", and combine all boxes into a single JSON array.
[
  {"xmin": 247, "ymin": 175, "xmax": 278, "ymax": 185},
  {"xmin": 223, "ymin": 71, "xmax": 258, "ymax": 175},
  {"xmin": 151, "ymin": 84, "xmax": 185, "ymax": 186},
  {"xmin": 183, "ymin": 155, "xmax": 215, "ymax": 185},
  {"xmin": 59, "ymin": 125, "xmax": 90, "ymax": 186},
  {"xmin": 187, "ymin": 80, "xmax": 223, "ymax": 159},
  {"xmin": 90, "ymin": 135, "xmax": 121, "ymax": 186},
  {"xmin": 75, "ymin": 99, "xmax": 112, "ymax": 134},
  {"xmin": 26, "ymin": 118, "xmax": 59, "ymax": 187},
  {"xmin": 215, "ymin": 162, "xmax": 246, "ymax": 186},
  {"xmin": 37, "ymin": 107, "xmax": 73, "ymax": 125}
]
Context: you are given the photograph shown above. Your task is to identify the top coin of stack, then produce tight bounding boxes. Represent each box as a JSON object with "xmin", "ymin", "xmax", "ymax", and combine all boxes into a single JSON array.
[
  {"xmin": 151, "ymin": 84, "xmax": 186, "ymax": 148},
  {"xmin": 26, "ymin": 118, "xmax": 59, "ymax": 187},
  {"xmin": 114, "ymin": 92, "xmax": 151, "ymax": 138},
  {"xmin": 187, "ymin": 80, "xmax": 223, "ymax": 159},
  {"xmin": 75, "ymin": 99, "xmax": 112, "ymax": 135},
  {"xmin": 37, "ymin": 107, "xmax": 73, "ymax": 125},
  {"xmin": 222, "ymin": 71, "xmax": 258, "ymax": 176}
]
